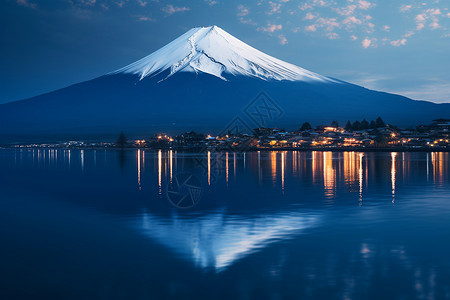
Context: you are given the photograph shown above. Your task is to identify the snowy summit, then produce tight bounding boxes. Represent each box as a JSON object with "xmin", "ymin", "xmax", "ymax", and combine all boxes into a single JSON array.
[{"xmin": 113, "ymin": 25, "xmax": 335, "ymax": 83}]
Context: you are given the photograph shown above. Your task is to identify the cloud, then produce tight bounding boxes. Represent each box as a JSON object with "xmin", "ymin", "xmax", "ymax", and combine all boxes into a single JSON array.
[
  {"xmin": 162, "ymin": 4, "xmax": 190, "ymax": 16},
  {"xmin": 358, "ymin": 0, "xmax": 374, "ymax": 10},
  {"xmin": 73, "ymin": 0, "xmax": 97, "ymax": 7},
  {"xmin": 393, "ymin": 81, "xmax": 450, "ymax": 103},
  {"xmin": 299, "ymin": 3, "xmax": 313, "ymax": 10},
  {"xmin": 137, "ymin": 0, "xmax": 147, "ymax": 7},
  {"xmin": 135, "ymin": 15, "xmax": 155, "ymax": 22},
  {"xmin": 258, "ymin": 23, "xmax": 283, "ymax": 32},
  {"xmin": 237, "ymin": 4, "xmax": 249, "ymax": 17},
  {"xmin": 304, "ymin": 12, "xmax": 315, "ymax": 20},
  {"xmin": 403, "ymin": 31, "xmax": 415, "ymax": 37},
  {"xmin": 205, "ymin": 0, "xmax": 218, "ymax": 6},
  {"xmin": 415, "ymin": 8, "xmax": 442, "ymax": 31},
  {"xmin": 278, "ymin": 34, "xmax": 288, "ymax": 44},
  {"xmin": 114, "ymin": 1, "xmax": 126, "ymax": 8},
  {"xmin": 390, "ymin": 39, "xmax": 407, "ymax": 46},
  {"xmin": 240, "ymin": 18, "xmax": 256, "ymax": 25},
  {"xmin": 362, "ymin": 37, "xmax": 372, "ymax": 48},
  {"xmin": 305, "ymin": 25, "xmax": 317, "ymax": 32},
  {"xmin": 315, "ymin": 17, "xmax": 340, "ymax": 31},
  {"xmin": 326, "ymin": 32, "xmax": 339, "ymax": 39},
  {"xmin": 244, "ymin": 1, "xmax": 449, "ymax": 49},
  {"xmin": 16, "ymin": 0, "xmax": 37, "ymax": 8},
  {"xmin": 237, "ymin": 4, "xmax": 256, "ymax": 25},
  {"xmin": 400, "ymin": 4, "xmax": 412, "ymax": 12},
  {"xmin": 267, "ymin": 1, "xmax": 282, "ymax": 14},
  {"xmin": 343, "ymin": 16, "xmax": 362, "ymax": 25}
]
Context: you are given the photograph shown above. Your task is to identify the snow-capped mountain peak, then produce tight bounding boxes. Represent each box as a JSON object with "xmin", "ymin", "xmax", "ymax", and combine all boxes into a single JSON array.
[{"xmin": 113, "ymin": 25, "xmax": 336, "ymax": 83}]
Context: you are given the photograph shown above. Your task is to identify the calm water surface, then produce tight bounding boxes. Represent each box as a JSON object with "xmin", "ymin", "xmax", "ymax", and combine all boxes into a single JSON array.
[{"xmin": 0, "ymin": 149, "xmax": 449, "ymax": 299}]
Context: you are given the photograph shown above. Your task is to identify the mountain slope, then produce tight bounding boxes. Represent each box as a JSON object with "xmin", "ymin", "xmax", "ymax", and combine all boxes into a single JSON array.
[
  {"xmin": 113, "ymin": 25, "xmax": 335, "ymax": 83},
  {"xmin": 0, "ymin": 26, "xmax": 449, "ymax": 142}
]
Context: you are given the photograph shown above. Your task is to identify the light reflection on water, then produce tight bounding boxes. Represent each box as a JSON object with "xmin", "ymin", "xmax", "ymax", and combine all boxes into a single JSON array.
[{"xmin": 0, "ymin": 149, "xmax": 450, "ymax": 299}]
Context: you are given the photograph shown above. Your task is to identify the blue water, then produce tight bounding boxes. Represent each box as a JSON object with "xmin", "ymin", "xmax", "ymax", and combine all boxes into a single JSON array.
[{"xmin": 0, "ymin": 149, "xmax": 449, "ymax": 299}]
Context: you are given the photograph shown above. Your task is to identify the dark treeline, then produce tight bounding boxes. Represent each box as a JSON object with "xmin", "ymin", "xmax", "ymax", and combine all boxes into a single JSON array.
[
  {"xmin": 299, "ymin": 117, "xmax": 386, "ymax": 132},
  {"xmin": 344, "ymin": 117, "xmax": 386, "ymax": 131}
]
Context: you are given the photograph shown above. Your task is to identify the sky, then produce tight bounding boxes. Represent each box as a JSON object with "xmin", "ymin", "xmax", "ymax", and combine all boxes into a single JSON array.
[{"xmin": 1, "ymin": 0, "xmax": 450, "ymax": 104}]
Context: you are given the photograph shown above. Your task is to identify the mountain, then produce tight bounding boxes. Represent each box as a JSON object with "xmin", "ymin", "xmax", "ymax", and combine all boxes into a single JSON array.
[
  {"xmin": 0, "ymin": 25, "xmax": 449, "ymax": 142},
  {"xmin": 113, "ymin": 26, "xmax": 334, "ymax": 83}
]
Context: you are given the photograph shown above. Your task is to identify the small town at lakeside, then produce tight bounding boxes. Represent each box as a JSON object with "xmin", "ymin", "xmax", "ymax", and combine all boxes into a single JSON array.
[{"xmin": 5, "ymin": 118, "xmax": 450, "ymax": 151}]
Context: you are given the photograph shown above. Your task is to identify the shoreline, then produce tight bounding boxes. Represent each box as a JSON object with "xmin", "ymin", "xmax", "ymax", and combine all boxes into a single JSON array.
[{"xmin": 1, "ymin": 146, "xmax": 449, "ymax": 153}]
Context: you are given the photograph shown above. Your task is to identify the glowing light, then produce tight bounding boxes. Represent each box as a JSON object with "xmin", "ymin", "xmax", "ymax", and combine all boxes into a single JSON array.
[
  {"xmin": 207, "ymin": 151, "xmax": 211, "ymax": 186},
  {"xmin": 137, "ymin": 149, "xmax": 141, "ymax": 190},
  {"xmin": 324, "ymin": 127, "xmax": 337, "ymax": 132},
  {"xmin": 359, "ymin": 153, "xmax": 364, "ymax": 204},
  {"xmin": 258, "ymin": 151, "xmax": 262, "ymax": 184},
  {"xmin": 226, "ymin": 152, "xmax": 229, "ymax": 184},
  {"xmin": 391, "ymin": 152, "xmax": 397, "ymax": 204},
  {"xmin": 158, "ymin": 150, "xmax": 162, "ymax": 195},
  {"xmin": 281, "ymin": 152, "xmax": 285, "ymax": 193},
  {"xmin": 323, "ymin": 152, "xmax": 336, "ymax": 199},
  {"xmin": 169, "ymin": 150, "xmax": 173, "ymax": 183},
  {"xmin": 271, "ymin": 151, "xmax": 277, "ymax": 185}
]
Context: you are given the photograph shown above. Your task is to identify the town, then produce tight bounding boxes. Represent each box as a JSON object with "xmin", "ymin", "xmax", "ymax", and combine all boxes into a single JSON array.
[{"xmin": 6, "ymin": 118, "xmax": 450, "ymax": 151}]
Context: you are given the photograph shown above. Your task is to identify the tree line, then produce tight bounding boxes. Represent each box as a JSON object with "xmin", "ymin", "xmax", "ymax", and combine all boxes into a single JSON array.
[{"xmin": 300, "ymin": 117, "xmax": 387, "ymax": 132}]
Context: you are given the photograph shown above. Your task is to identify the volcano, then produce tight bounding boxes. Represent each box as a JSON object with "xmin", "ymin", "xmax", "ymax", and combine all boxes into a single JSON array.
[{"xmin": 1, "ymin": 25, "xmax": 449, "ymax": 141}]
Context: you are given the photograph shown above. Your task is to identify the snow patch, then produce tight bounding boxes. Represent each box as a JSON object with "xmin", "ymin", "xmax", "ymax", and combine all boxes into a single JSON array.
[{"xmin": 113, "ymin": 25, "xmax": 337, "ymax": 83}]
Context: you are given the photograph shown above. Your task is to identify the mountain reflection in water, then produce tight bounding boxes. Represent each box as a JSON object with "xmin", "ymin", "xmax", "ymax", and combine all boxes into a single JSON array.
[{"xmin": 0, "ymin": 149, "xmax": 449, "ymax": 299}]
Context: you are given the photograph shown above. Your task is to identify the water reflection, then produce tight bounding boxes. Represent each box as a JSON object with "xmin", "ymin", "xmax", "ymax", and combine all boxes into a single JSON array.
[
  {"xmin": 432, "ymin": 152, "xmax": 449, "ymax": 186},
  {"xmin": 359, "ymin": 153, "xmax": 364, "ymax": 204},
  {"xmin": 7, "ymin": 149, "xmax": 449, "ymax": 198},
  {"xmin": 139, "ymin": 211, "xmax": 319, "ymax": 271},
  {"xmin": 137, "ymin": 149, "xmax": 141, "ymax": 190},
  {"xmin": 158, "ymin": 150, "xmax": 162, "ymax": 195},
  {"xmin": 207, "ymin": 151, "xmax": 211, "ymax": 186},
  {"xmin": 169, "ymin": 150, "xmax": 173, "ymax": 183},
  {"xmin": 392, "ymin": 152, "xmax": 397, "ymax": 204},
  {"xmin": 281, "ymin": 152, "xmax": 285, "ymax": 193},
  {"xmin": 2, "ymin": 149, "xmax": 450, "ymax": 299},
  {"xmin": 323, "ymin": 152, "xmax": 336, "ymax": 199}
]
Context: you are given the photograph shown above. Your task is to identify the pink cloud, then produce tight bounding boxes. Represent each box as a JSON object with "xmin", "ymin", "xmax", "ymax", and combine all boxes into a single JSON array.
[
  {"xmin": 16, "ymin": 0, "xmax": 37, "ymax": 8},
  {"xmin": 343, "ymin": 16, "xmax": 362, "ymax": 25},
  {"xmin": 162, "ymin": 4, "xmax": 190, "ymax": 15},
  {"xmin": 362, "ymin": 37, "xmax": 372, "ymax": 48},
  {"xmin": 326, "ymin": 32, "xmax": 339, "ymax": 39},
  {"xmin": 304, "ymin": 12, "xmax": 315, "ymax": 20},
  {"xmin": 400, "ymin": 4, "xmax": 412, "ymax": 12},
  {"xmin": 390, "ymin": 39, "xmax": 407, "ymax": 46},
  {"xmin": 358, "ymin": 0, "xmax": 374, "ymax": 10},
  {"xmin": 259, "ymin": 23, "xmax": 283, "ymax": 32},
  {"xmin": 278, "ymin": 35, "xmax": 288, "ymax": 45},
  {"xmin": 267, "ymin": 1, "xmax": 282, "ymax": 14},
  {"xmin": 305, "ymin": 25, "xmax": 317, "ymax": 32}
]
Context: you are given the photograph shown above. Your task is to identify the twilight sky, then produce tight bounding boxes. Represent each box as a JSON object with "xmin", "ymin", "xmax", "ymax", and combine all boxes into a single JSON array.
[{"xmin": 1, "ymin": 0, "xmax": 450, "ymax": 104}]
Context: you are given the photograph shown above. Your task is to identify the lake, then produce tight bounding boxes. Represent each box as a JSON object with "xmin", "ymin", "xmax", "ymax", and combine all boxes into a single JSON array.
[{"xmin": 0, "ymin": 149, "xmax": 449, "ymax": 299}]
